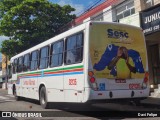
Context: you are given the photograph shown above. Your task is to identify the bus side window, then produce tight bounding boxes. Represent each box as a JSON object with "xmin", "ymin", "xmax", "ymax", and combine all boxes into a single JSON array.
[
  {"xmin": 17, "ymin": 56, "xmax": 23, "ymax": 73},
  {"xmin": 65, "ymin": 32, "xmax": 83, "ymax": 64},
  {"xmin": 76, "ymin": 33, "xmax": 83, "ymax": 62},
  {"xmin": 50, "ymin": 40, "xmax": 64, "ymax": 67},
  {"xmin": 30, "ymin": 50, "xmax": 39, "ymax": 71},
  {"xmin": 39, "ymin": 46, "xmax": 49, "ymax": 69},
  {"xmin": 13, "ymin": 59, "xmax": 17, "ymax": 74},
  {"xmin": 23, "ymin": 54, "xmax": 30, "ymax": 71}
]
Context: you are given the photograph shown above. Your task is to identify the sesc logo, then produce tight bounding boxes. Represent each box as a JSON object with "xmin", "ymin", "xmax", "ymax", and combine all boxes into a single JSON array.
[{"xmin": 107, "ymin": 29, "xmax": 129, "ymax": 39}]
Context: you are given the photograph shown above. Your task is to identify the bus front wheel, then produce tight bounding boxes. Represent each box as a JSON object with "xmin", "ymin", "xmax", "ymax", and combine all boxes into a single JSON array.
[
  {"xmin": 40, "ymin": 86, "xmax": 49, "ymax": 109},
  {"xmin": 13, "ymin": 85, "xmax": 21, "ymax": 101}
]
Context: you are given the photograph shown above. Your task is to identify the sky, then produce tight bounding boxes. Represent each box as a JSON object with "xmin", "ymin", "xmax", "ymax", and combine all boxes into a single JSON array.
[
  {"xmin": 0, "ymin": 36, "xmax": 9, "ymax": 61},
  {"xmin": 0, "ymin": 0, "xmax": 106, "ymax": 50},
  {"xmin": 0, "ymin": 36, "xmax": 9, "ymax": 47},
  {"xmin": 49, "ymin": 0, "xmax": 106, "ymax": 16}
]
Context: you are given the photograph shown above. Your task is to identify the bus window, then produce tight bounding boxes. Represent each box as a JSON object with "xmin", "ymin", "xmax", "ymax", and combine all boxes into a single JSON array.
[
  {"xmin": 65, "ymin": 33, "xmax": 83, "ymax": 64},
  {"xmin": 17, "ymin": 56, "xmax": 23, "ymax": 73},
  {"xmin": 13, "ymin": 59, "xmax": 17, "ymax": 74},
  {"xmin": 23, "ymin": 54, "xmax": 30, "ymax": 71},
  {"xmin": 77, "ymin": 33, "xmax": 83, "ymax": 47},
  {"xmin": 50, "ymin": 41, "xmax": 64, "ymax": 67},
  {"xmin": 30, "ymin": 50, "xmax": 38, "ymax": 71},
  {"xmin": 76, "ymin": 33, "xmax": 83, "ymax": 62},
  {"xmin": 39, "ymin": 46, "xmax": 49, "ymax": 69}
]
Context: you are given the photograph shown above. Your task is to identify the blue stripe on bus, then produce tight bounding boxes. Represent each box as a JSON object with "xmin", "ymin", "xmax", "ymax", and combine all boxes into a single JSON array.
[
  {"xmin": 45, "ymin": 72, "xmax": 84, "ymax": 77},
  {"xmin": 19, "ymin": 72, "xmax": 84, "ymax": 78}
]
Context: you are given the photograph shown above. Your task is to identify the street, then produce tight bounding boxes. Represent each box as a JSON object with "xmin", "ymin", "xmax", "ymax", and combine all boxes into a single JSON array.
[
  {"xmin": 0, "ymin": 0, "xmax": 160, "ymax": 120},
  {"xmin": 0, "ymin": 89, "xmax": 160, "ymax": 120}
]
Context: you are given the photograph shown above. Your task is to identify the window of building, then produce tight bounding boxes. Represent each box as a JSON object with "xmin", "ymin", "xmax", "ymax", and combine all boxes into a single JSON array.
[
  {"xmin": 50, "ymin": 41, "xmax": 64, "ymax": 67},
  {"xmin": 65, "ymin": 33, "xmax": 83, "ymax": 64},
  {"xmin": 23, "ymin": 54, "xmax": 30, "ymax": 71},
  {"xmin": 116, "ymin": 0, "xmax": 135, "ymax": 20},
  {"xmin": 17, "ymin": 56, "xmax": 23, "ymax": 73},
  {"xmin": 13, "ymin": 59, "xmax": 17, "ymax": 74},
  {"xmin": 91, "ymin": 12, "xmax": 103, "ymax": 21},
  {"xmin": 39, "ymin": 46, "xmax": 49, "ymax": 69},
  {"xmin": 144, "ymin": 0, "xmax": 153, "ymax": 9},
  {"xmin": 30, "ymin": 50, "xmax": 38, "ymax": 71}
]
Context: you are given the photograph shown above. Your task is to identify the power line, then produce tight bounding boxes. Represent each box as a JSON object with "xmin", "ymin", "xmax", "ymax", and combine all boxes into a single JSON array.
[
  {"xmin": 64, "ymin": 0, "xmax": 145, "ymax": 30},
  {"xmin": 83, "ymin": 0, "xmax": 104, "ymax": 14},
  {"xmin": 76, "ymin": 0, "xmax": 106, "ymax": 17},
  {"xmin": 49, "ymin": 0, "xmax": 105, "ymax": 17}
]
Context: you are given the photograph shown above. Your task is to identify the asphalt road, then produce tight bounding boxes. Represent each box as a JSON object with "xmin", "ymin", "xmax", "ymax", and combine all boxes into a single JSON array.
[{"xmin": 0, "ymin": 89, "xmax": 160, "ymax": 120}]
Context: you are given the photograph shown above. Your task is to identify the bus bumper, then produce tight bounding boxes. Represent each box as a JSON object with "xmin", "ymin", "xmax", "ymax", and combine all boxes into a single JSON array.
[{"xmin": 86, "ymin": 88, "xmax": 150, "ymax": 100}]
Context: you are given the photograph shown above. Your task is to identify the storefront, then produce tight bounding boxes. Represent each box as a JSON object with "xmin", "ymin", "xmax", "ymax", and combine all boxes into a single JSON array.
[{"xmin": 140, "ymin": 4, "xmax": 160, "ymax": 88}]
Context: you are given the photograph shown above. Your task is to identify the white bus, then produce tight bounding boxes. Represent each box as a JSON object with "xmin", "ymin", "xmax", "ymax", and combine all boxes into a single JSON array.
[{"xmin": 8, "ymin": 21, "xmax": 150, "ymax": 108}]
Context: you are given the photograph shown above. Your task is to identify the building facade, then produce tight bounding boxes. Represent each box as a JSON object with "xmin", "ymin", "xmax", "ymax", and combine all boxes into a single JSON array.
[
  {"xmin": 140, "ymin": 3, "xmax": 160, "ymax": 88},
  {"xmin": 0, "ymin": 43, "xmax": 2, "ymax": 84},
  {"xmin": 0, "ymin": 36, "xmax": 9, "ymax": 85},
  {"xmin": 65, "ymin": 0, "xmax": 160, "ymax": 90}
]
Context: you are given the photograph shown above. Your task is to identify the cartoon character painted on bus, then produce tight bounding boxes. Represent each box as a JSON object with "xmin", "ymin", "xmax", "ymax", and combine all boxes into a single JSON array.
[{"xmin": 93, "ymin": 44, "xmax": 144, "ymax": 79}]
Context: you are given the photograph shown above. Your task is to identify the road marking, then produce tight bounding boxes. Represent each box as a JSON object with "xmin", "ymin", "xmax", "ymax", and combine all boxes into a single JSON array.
[
  {"xmin": 0, "ymin": 96, "xmax": 8, "ymax": 99},
  {"xmin": 4, "ymin": 99, "xmax": 16, "ymax": 102},
  {"xmin": 0, "ymin": 95, "xmax": 15, "ymax": 102},
  {"xmin": 6, "ymin": 95, "xmax": 14, "ymax": 97}
]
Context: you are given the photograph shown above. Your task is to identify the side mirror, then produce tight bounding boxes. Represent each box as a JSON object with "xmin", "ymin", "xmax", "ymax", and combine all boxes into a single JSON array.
[
  {"xmin": 8, "ymin": 65, "xmax": 11, "ymax": 69},
  {"xmin": 8, "ymin": 65, "xmax": 12, "ymax": 79}
]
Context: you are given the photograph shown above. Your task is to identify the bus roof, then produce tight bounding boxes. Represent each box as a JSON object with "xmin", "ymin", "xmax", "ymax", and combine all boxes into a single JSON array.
[
  {"xmin": 10, "ymin": 21, "xmax": 142, "ymax": 62},
  {"xmin": 10, "ymin": 21, "xmax": 87, "ymax": 62}
]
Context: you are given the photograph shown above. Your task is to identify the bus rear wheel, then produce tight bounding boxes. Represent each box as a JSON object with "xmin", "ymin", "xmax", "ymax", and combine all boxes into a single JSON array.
[{"xmin": 40, "ymin": 86, "xmax": 49, "ymax": 109}]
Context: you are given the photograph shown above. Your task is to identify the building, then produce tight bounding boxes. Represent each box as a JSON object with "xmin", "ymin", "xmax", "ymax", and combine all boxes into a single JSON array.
[
  {"xmin": 63, "ymin": 0, "xmax": 160, "ymax": 92},
  {"xmin": 0, "ymin": 41, "xmax": 9, "ymax": 88},
  {"xmin": 140, "ymin": 3, "xmax": 160, "ymax": 89},
  {"xmin": 0, "ymin": 56, "xmax": 2, "ymax": 87},
  {"xmin": 0, "ymin": 41, "xmax": 3, "ymax": 87}
]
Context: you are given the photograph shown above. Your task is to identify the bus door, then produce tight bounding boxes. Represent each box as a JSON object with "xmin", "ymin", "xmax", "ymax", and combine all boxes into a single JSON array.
[
  {"xmin": 64, "ymin": 32, "xmax": 84, "ymax": 102},
  {"xmin": 45, "ymin": 41, "xmax": 64, "ymax": 102}
]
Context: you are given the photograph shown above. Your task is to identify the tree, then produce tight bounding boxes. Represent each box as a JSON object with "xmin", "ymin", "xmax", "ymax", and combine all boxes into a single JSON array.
[
  {"xmin": 0, "ymin": 39, "xmax": 23, "ymax": 59},
  {"xmin": 0, "ymin": 0, "xmax": 76, "ymax": 58}
]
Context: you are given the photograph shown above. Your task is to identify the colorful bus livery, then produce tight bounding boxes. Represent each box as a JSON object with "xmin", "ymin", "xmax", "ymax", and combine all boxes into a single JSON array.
[
  {"xmin": 8, "ymin": 21, "xmax": 150, "ymax": 108},
  {"xmin": 18, "ymin": 65, "xmax": 84, "ymax": 78}
]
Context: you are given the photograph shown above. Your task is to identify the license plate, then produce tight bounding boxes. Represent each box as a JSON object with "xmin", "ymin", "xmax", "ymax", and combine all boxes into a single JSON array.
[{"xmin": 115, "ymin": 79, "xmax": 126, "ymax": 83}]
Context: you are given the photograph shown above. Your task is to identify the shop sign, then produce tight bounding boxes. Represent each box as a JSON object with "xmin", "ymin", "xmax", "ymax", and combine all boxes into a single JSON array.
[{"xmin": 140, "ymin": 4, "xmax": 160, "ymax": 35}]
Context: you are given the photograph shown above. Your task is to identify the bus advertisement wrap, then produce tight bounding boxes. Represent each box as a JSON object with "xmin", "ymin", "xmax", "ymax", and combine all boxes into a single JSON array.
[{"xmin": 90, "ymin": 23, "xmax": 147, "ymax": 79}]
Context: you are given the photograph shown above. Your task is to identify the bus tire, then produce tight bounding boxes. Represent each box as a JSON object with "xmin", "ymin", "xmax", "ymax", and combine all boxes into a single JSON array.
[
  {"xmin": 13, "ymin": 85, "xmax": 21, "ymax": 101},
  {"xmin": 40, "ymin": 86, "xmax": 49, "ymax": 109}
]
